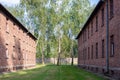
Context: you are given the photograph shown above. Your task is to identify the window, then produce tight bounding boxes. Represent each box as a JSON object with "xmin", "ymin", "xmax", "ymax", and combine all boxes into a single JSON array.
[
  {"xmin": 84, "ymin": 49, "xmax": 86, "ymax": 60},
  {"xmin": 96, "ymin": 43, "xmax": 98, "ymax": 59},
  {"xmin": 83, "ymin": 49, "xmax": 85, "ymax": 60},
  {"xmin": 12, "ymin": 52, "xmax": 15, "ymax": 59},
  {"xmin": 110, "ymin": 35, "xmax": 114, "ymax": 57},
  {"xmin": 96, "ymin": 16, "xmax": 98, "ymax": 31},
  {"xmin": 85, "ymin": 29, "xmax": 87, "ymax": 41},
  {"xmin": 83, "ymin": 32, "xmax": 84, "ymax": 42},
  {"xmin": 88, "ymin": 26, "xmax": 89, "ymax": 39},
  {"xmin": 82, "ymin": 49, "xmax": 84, "ymax": 60},
  {"xmin": 13, "ymin": 36, "xmax": 16, "ymax": 44},
  {"xmin": 110, "ymin": 0, "xmax": 114, "ymax": 19},
  {"xmin": 84, "ymin": 31, "xmax": 85, "ymax": 42},
  {"xmin": 85, "ymin": 48, "xmax": 87, "ymax": 60},
  {"xmin": 82, "ymin": 33, "xmax": 84, "ymax": 43},
  {"xmin": 102, "ymin": 39, "xmax": 105, "ymax": 58},
  {"xmin": 101, "ymin": 8, "xmax": 104, "ymax": 26},
  {"xmin": 91, "ymin": 45, "xmax": 93, "ymax": 59},
  {"xmin": 91, "ymin": 21, "xmax": 93, "ymax": 36},
  {"xmin": 13, "ymin": 23, "xmax": 15, "ymax": 30},
  {"xmin": 6, "ymin": 18, "xmax": 9, "ymax": 33},
  {"xmin": 88, "ymin": 47, "xmax": 90, "ymax": 59},
  {"xmin": 6, "ymin": 49, "xmax": 9, "ymax": 59},
  {"xmin": 18, "ymin": 47, "xmax": 21, "ymax": 53},
  {"xmin": 13, "ymin": 46, "xmax": 16, "ymax": 59}
]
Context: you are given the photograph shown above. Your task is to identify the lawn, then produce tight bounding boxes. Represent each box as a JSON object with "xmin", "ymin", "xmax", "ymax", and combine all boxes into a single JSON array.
[{"xmin": 0, "ymin": 64, "xmax": 107, "ymax": 80}]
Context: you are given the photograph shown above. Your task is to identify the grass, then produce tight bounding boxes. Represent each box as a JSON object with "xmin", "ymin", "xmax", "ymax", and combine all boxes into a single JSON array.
[{"xmin": 0, "ymin": 64, "xmax": 107, "ymax": 80}]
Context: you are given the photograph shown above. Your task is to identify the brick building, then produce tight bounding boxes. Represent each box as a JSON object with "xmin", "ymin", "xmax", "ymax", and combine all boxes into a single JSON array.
[
  {"xmin": 76, "ymin": 0, "xmax": 120, "ymax": 78},
  {"xmin": 0, "ymin": 4, "xmax": 37, "ymax": 72}
]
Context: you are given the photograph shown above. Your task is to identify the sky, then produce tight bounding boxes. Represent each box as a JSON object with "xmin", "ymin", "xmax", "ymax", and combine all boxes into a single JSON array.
[
  {"xmin": 0, "ymin": 0, "xmax": 20, "ymax": 6},
  {"xmin": 0, "ymin": 0, "xmax": 99, "ymax": 6},
  {"xmin": 89, "ymin": 0, "xmax": 99, "ymax": 5}
]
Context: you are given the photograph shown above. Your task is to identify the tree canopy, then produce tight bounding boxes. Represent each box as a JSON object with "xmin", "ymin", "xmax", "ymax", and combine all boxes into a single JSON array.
[{"xmin": 6, "ymin": 0, "xmax": 94, "ymax": 62}]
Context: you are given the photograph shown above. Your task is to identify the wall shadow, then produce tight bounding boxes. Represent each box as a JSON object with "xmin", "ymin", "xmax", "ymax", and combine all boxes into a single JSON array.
[{"xmin": 12, "ymin": 36, "xmax": 24, "ymax": 71}]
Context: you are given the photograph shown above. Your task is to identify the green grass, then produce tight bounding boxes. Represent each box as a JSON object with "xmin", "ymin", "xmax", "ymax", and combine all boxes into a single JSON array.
[{"xmin": 0, "ymin": 64, "xmax": 107, "ymax": 80}]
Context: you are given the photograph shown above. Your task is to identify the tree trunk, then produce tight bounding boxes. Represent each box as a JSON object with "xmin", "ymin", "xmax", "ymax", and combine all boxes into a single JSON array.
[
  {"xmin": 57, "ymin": 37, "xmax": 61, "ymax": 66},
  {"xmin": 42, "ymin": 47, "xmax": 45, "ymax": 64},
  {"xmin": 57, "ymin": 52, "xmax": 60, "ymax": 66},
  {"xmin": 71, "ymin": 53, "xmax": 74, "ymax": 66},
  {"xmin": 71, "ymin": 41, "xmax": 74, "ymax": 66}
]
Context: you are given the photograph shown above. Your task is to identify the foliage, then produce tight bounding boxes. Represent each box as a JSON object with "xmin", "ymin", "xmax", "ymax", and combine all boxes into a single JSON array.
[{"xmin": 6, "ymin": 0, "xmax": 94, "ymax": 59}]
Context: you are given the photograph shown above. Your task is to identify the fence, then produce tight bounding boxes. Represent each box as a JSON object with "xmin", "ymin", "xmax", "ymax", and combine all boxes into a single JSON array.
[{"xmin": 36, "ymin": 58, "xmax": 78, "ymax": 65}]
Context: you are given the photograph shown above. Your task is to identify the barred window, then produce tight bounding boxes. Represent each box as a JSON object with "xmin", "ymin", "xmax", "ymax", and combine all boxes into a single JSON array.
[
  {"xmin": 96, "ymin": 16, "xmax": 98, "ymax": 31},
  {"xmin": 6, "ymin": 49, "xmax": 9, "ymax": 59},
  {"xmin": 110, "ymin": 35, "xmax": 114, "ymax": 57},
  {"xmin": 110, "ymin": 0, "xmax": 114, "ymax": 19},
  {"xmin": 101, "ymin": 8, "xmax": 104, "ymax": 26},
  {"xmin": 91, "ymin": 45, "xmax": 93, "ymax": 59},
  {"xmin": 102, "ymin": 39, "xmax": 105, "ymax": 58},
  {"xmin": 88, "ymin": 26, "xmax": 89, "ymax": 39},
  {"xmin": 6, "ymin": 18, "xmax": 9, "ymax": 33},
  {"xmin": 88, "ymin": 47, "xmax": 90, "ymax": 59},
  {"xmin": 91, "ymin": 21, "xmax": 93, "ymax": 36},
  {"xmin": 96, "ymin": 43, "xmax": 98, "ymax": 59}
]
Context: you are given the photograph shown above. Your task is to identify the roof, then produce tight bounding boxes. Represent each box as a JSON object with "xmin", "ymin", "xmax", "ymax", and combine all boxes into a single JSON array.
[
  {"xmin": 0, "ymin": 4, "xmax": 37, "ymax": 40},
  {"xmin": 76, "ymin": 0, "xmax": 104, "ymax": 39}
]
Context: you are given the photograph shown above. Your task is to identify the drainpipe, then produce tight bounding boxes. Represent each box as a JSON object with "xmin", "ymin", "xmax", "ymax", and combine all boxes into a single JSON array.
[{"xmin": 105, "ymin": 0, "xmax": 109, "ymax": 74}]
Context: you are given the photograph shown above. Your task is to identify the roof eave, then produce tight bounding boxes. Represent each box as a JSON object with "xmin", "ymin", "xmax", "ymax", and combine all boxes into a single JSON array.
[
  {"xmin": 76, "ymin": 0, "xmax": 105, "ymax": 39},
  {"xmin": 0, "ymin": 3, "xmax": 37, "ymax": 40}
]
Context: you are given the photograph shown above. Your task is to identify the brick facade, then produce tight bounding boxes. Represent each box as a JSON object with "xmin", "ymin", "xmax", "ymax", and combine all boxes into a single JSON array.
[
  {"xmin": 0, "ymin": 4, "xmax": 36, "ymax": 72},
  {"xmin": 77, "ymin": 0, "xmax": 120, "ymax": 78}
]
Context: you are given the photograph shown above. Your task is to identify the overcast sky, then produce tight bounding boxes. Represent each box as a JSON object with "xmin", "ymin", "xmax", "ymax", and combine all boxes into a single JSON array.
[
  {"xmin": 0, "ymin": 0, "xmax": 20, "ymax": 6},
  {"xmin": 0, "ymin": 0, "xmax": 99, "ymax": 6}
]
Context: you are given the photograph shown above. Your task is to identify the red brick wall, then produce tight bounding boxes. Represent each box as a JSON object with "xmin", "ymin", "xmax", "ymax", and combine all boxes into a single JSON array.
[
  {"xmin": 0, "ymin": 10, "xmax": 36, "ymax": 72},
  {"xmin": 78, "ymin": 0, "xmax": 120, "ymax": 77}
]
